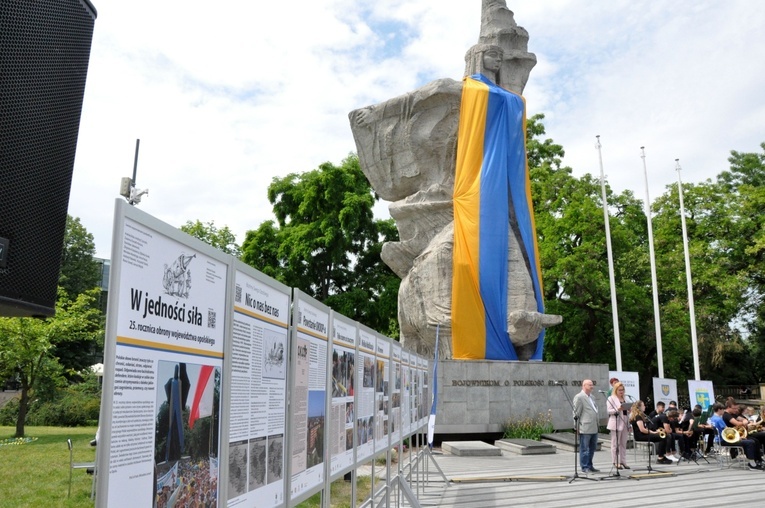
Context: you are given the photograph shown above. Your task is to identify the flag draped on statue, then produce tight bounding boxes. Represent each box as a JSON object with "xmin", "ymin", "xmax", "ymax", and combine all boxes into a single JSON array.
[
  {"xmin": 451, "ymin": 74, "xmax": 545, "ymax": 360},
  {"xmin": 189, "ymin": 365, "xmax": 215, "ymax": 430}
]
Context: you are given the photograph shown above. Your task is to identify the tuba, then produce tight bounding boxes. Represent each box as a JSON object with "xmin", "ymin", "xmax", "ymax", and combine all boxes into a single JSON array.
[{"xmin": 722, "ymin": 427, "xmax": 741, "ymax": 443}]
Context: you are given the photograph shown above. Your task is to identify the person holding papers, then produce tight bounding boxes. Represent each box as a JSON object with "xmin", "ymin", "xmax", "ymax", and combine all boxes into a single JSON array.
[{"xmin": 607, "ymin": 382, "xmax": 631, "ymax": 469}]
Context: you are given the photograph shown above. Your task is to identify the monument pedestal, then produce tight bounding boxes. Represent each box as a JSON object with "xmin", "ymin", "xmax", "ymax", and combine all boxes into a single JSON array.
[{"xmin": 435, "ymin": 360, "xmax": 609, "ymax": 434}]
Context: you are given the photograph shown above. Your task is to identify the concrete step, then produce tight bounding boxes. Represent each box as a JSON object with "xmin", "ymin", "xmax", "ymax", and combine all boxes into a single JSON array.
[
  {"xmin": 442, "ymin": 441, "xmax": 502, "ymax": 457},
  {"xmin": 494, "ymin": 438, "xmax": 556, "ymax": 455}
]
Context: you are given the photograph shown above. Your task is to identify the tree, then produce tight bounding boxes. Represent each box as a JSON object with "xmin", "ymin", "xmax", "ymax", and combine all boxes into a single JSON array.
[
  {"xmin": 529, "ymin": 114, "xmax": 764, "ymax": 389},
  {"xmin": 52, "ymin": 216, "xmax": 104, "ymax": 375},
  {"xmin": 0, "ymin": 288, "xmax": 102, "ymax": 436},
  {"xmin": 180, "ymin": 220, "xmax": 241, "ymax": 257},
  {"xmin": 59, "ymin": 215, "xmax": 101, "ymax": 299},
  {"xmin": 241, "ymin": 154, "xmax": 400, "ymax": 336}
]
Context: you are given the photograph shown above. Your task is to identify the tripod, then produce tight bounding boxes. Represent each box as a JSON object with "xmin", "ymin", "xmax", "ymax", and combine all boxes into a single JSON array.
[{"xmin": 558, "ymin": 384, "xmax": 598, "ymax": 483}]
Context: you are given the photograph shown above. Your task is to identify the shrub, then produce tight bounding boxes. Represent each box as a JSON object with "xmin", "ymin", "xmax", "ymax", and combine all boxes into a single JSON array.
[
  {"xmin": 502, "ymin": 410, "xmax": 554, "ymax": 441},
  {"xmin": 0, "ymin": 374, "xmax": 101, "ymax": 427}
]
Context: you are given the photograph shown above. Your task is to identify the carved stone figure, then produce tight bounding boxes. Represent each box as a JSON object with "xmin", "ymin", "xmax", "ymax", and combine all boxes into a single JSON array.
[{"xmin": 349, "ymin": 1, "xmax": 561, "ymax": 361}]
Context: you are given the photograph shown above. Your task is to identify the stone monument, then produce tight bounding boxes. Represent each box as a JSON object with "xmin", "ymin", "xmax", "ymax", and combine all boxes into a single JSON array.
[{"xmin": 349, "ymin": 0, "xmax": 561, "ymax": 362}]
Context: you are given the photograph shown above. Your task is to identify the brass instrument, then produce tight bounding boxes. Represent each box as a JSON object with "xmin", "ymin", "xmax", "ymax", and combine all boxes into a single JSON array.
[
  {"xmin": 737, "ymin": 426, "xmax": 748, "ymax": 439},
  {"xmin": 722, "ymin": 427, "xmax": 741, "ymax": 443},
  {"xmin": 657, "ymin": 428, "xmax": 666, "ymax": 439}
]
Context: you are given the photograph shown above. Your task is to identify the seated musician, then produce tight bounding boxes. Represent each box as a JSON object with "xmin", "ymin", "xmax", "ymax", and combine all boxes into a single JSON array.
[
  {"xmin": 648, "ymin": 401, "xmax": 665, "ymax": 420},
  {"xmin": 629, "ymin": 401, "xmax": 672, "ymax": 464},
  {"xmin": 710, "ymin": 402, "xmax": 763, "ymax": 470},
  {"xmin": 658, "ymin": 409, "xmax": 690, "ymax": 460},
  {"xmin": 724, "ymin": 400, "xmax": 765, "ymax": 452},
  {"xmin": 687, "ymin": 405, "xmax": 715, "ymax": 455},
  {"xmin": 665, "ymin": 409, "xmax": 693, "ymax": 460}
]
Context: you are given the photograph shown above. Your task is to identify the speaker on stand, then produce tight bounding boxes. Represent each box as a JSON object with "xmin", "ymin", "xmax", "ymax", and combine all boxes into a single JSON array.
[{"xmin": 0, "ymin": 0, "xmax": 97, "ymax": 317}]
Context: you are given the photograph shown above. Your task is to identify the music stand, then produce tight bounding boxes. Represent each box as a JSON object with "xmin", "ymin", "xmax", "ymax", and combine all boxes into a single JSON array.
[
  {"xmin": 685, "ymin": 411, "xmax": 711, "ymax": 464},
  {"xmin": 558, "ymin": 384, "xmax": 598, "ymax": 483}
]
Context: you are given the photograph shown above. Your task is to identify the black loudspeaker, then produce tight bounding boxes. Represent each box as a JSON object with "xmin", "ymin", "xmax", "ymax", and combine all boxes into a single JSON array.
[{"xmin": 0, "ymin": 0, "xmax": 97, "ymax": 317}]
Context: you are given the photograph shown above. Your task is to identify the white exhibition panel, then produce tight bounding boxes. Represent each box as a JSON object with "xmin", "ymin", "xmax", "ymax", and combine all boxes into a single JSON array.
[
  {"xmin": 355, "ymin": 325, "xmax": 378, "ymax": 464},
  {"xmin": 374, "ymin": 337, "xmax": 391, "ymax": 455},
  {"xmin": 98, "ymin": 202, "xmax": 431, "ymax": 508},
  {"xmin": 226, "ymin": 264, "xmax": 291, "ymax": 507},
  {"xmin": 329, "ymin": 312, "xmax": 357, "ymax": 479},
  {"xmin": 98, "ymin": 200, "xmax": 230, "ymax": 508},
  {"xmin": 288, "ymin": 291, "xmax": 330, "ymax": 504}
]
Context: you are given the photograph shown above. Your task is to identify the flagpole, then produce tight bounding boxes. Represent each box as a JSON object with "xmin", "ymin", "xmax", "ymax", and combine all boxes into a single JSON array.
[
  {"xmin": 427, "ymin": 325, "xmax": 440, "ymax": 448},
  {"xmin": 596, "ymin": 136, "xmax": 622, "ymax": 371},
  {"xmin": 675, "ymin": 159, "xmax": 701, "ymax": 380},
  {"xmin": 641, "ymin": 147, "xmax": 664, "ymax": 377}
]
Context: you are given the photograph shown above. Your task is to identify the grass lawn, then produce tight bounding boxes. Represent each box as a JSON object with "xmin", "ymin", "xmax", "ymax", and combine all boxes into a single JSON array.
[
  {"xmin": 0, "ymin": 426, "xmax": 97, "ymax": 508},
  {"xmin": 295, "ymin": 475, "xmax": 374, "ymax": 508},
  {"xmin": 0, "ymin": 426, "xmax": 380, "ymax": 508}
]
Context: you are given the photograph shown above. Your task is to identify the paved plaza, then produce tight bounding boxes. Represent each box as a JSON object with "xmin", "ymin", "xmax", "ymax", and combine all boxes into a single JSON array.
[{"xmin": 392, "ymin": 442, "xmax": 762, "ymax": 508}]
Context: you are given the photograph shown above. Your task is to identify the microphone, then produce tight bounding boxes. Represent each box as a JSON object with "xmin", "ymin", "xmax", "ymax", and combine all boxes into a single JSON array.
[
  {"xmin": 627, "ymin": 394, "xmax": 636, "ymax": 401},
  {"xmin": 553, "ymin": 381, "xmax": 563, "ymax": 386},
  {"xmin": 598, "ymin": 390, "xmax": 607, "ymax": 394}
]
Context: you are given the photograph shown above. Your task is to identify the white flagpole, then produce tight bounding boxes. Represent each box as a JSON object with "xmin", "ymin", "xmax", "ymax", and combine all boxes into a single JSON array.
[
  {"xmin": 675, "ymin": 159, "xmax": 701, "ymax": 380},
  {"xmin": 596, "ymin": 135, "xmax": 622, "ymax": 371},
  {"xmin": 641, "ymin": 147, "xmax": 664, "ymax": 377}
]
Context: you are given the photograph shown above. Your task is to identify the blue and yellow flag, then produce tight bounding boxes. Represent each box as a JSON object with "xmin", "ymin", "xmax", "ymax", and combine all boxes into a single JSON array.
[{"xmin": 451, "ymin": 74, "xmax": 545, "ymax": 360}]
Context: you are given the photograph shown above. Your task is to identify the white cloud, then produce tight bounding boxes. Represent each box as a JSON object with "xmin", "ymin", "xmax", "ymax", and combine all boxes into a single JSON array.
[{"xmin": 68, "ymin": 0, "xmax": 765, "ymax": 257}]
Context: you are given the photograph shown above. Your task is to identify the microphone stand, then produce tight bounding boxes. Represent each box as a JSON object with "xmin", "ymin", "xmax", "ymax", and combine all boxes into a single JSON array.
[
  {"xmin": 600, "ymin": 392, "xmax": 629, "ymax": 481},
  {"xmin": 558, "ymin": 384, "xmax": 598, "ymax": 483}
]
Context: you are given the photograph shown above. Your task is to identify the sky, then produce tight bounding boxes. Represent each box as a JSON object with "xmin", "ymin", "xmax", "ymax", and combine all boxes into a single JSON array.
[{"xmin": 67, "ymin": 0, "xmax": 765, "ymax": 259}]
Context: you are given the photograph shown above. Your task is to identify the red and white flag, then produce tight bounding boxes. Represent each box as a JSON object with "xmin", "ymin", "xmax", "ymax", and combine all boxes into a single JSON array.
[{"xmin": 189, "ymin": 366, "xmax": 214, "ymax": 429}]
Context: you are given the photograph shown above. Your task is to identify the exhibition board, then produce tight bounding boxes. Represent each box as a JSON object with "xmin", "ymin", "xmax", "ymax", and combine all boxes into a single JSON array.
[{"xmin": 97, "ymin": 201, "xmax": 430, "ymax": 508}]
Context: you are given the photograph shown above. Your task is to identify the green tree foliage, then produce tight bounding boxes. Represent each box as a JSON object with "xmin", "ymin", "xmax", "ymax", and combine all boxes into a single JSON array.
[
  {"xmin": 54, "ymin": 216, "xmax": 105, "ymax": 374},
  {"xmin": 0, "ymin": 288, "xmax": 103, "ymax": 436},
  {"xmin": 180, "ymin": 219, "xmax": 241, "ymax": 257},
  {"xmin": 59, "ymin": 215, "xmax": 101, "ymax": 299},
  {"xmin": 241, "ymin": 154, "xmax": 400, "ymax": 336},
  {"xmin": 528, "ymin": 113, "xmax": 764, "ymax": 390},
  {"xmin": 528, "ymin": 115, "xmax": 652, "ymax": 372}
]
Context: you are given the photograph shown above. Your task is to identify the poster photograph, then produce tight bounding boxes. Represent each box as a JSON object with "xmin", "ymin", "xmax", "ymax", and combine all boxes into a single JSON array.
[{"xmin": 155, "ymin": 361, "xmax": 221, "ymax": 508}]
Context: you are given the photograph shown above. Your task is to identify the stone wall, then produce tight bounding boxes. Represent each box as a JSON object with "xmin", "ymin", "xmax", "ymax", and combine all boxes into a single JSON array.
[{"xmin": 436, "ymin": 360, "xmax": 610, "ymax": 433}]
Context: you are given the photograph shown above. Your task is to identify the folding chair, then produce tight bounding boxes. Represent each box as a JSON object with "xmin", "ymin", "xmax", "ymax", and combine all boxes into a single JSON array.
[
  {"xmin": 714, "ymin": 429, "xmax": 746, "ymax": 469},
  {"xmin": 68, "ymin": 438, "xmax": 95, "ymax": 498},
  {"xmin": 633, "ymin": 438, "xmax": 657, "ymax": 462}
]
